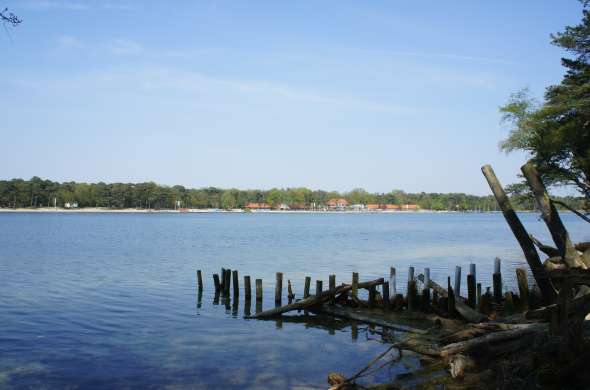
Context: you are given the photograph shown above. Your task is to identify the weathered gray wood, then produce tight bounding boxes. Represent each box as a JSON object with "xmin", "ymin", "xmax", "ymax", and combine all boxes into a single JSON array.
[
  {"xmin": 304, "ymin": 276, "xmax": 311, "ymax": 298},
  {"xmin": 224, "ymin": 269, "xmax": 231, "ymax": 295},
  {"xmin": 197, "ymin": 270, "xmax": 203, "ymax": 292},
  {"xmin": 454, "ymin": 266, "xmax": 462, "ymax": 297},
  {"xmin": 476, "ymin": 283, "xmax": 482, "ymax": 311},
  {"xmin": 440, "ymin": 323, "xmax": 549, "ymax": 358},
  {"xmin": 313, "ymin": 305, "xmax": 428, "ymax": 334},
  {"xmin": 448, "ymin": 277, "xmax": 455, "ymax": 315},
  {"xmin": 255, "ymin": 278, "xmax": 263, "ymax": 302},
  {"xmin": 407, "ymin": 280, "xmax": 417, "ymax": 311},
  {"xmin": 521, "ymin": 162, "xmax": 585, "ymax": 269},
  {"xmin": 232, "ymin": 270, "xmax": 239, "ymax": 297},
  {"xmin": 493, "ymin": 272, "xmax": 502, "ymax": 303},
  {"xmin": 247, "ymin": 278, "xmax": 384, "ymax": 318},
  {"xmin": 383, "ymin": 281, "xmax": 390, "ymax": 310},
  {"xmin": 213, "ymin": 274, "xmax": 220, "ymax": 292},
  {"xmin": 287, "ymin": 280, "xmax": 295, "ymax": 300},
  {"xmin": 244, "ymin": 275, "xmax": 251, "ymax": 300},
  {"xmin": 352, "ymin": 272, "xmax": 359, "ymax": 300},
  {"xmin": 329, "ymin": 274, "xmax": 336, "ymax": 305},
  {"xmin": 516, "ymin": 268, "xmax": 529, "ymax": 311},
  {"xmin": 316, "ymin": 280, "xmax": 323, "ymax": 297},
  {"xmin": 389, "ymin": 267, "xmax": 396, "ymax": 298},
  {"xmin": 418, "ymin": 274, "xmax": 486, "ymax": 323},
  {"xmin": 469, "ymin": 263, "xmax": 476, "ymax": 281},
  {"xmin": 275, "ymin": 272, "xmax": 283, "ymax": 303},
  {"xmin": 481, "ymin": 164, "xmax": 556, "ymax": 303},
  {"xmin": 467, "ymin": 274, "xmax": 476, "ymax": 308},
  {"xmin": 494, "ymin": 257, "xmax": 501, "ymax": 274}
]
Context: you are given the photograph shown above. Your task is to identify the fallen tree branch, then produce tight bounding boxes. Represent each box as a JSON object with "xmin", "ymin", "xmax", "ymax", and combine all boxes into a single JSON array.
[
  {"xmin": 551, "ymin": 199, "xmax": 590, "ymax": 224},
  {"xmin": 530, "ymin": 235, "xmax": 560, "ymax": 257},
  {"xmin": 440, "ymin": 323, "xmax": 548, "ymax": 358}
]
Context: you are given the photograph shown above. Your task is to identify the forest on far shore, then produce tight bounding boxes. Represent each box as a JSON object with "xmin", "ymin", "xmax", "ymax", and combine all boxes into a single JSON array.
[{"xmin": 0, "ymin": 177, "xmax": 584, "ymax": 211}]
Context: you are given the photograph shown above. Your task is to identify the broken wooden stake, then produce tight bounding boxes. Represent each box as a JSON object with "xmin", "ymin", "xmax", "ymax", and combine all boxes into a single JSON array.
[
  {"xmin": 275, "ymin": 272, "xmax": 283, "ymax": 304},
  {"xmin": 304, "ymin": 276, "xmax": 311, "ymax": 299}
]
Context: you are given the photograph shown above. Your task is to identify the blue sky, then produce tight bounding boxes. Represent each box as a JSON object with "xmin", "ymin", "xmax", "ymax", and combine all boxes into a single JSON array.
[{"xmin": 0, "ymin": 0, "xmax": 584, "ymax": 194}]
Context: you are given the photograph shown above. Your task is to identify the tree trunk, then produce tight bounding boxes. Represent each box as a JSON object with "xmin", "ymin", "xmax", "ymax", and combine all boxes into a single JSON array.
[{"xmin": 481, "ymin": 165, "xmax": 556, "ymax": 303}]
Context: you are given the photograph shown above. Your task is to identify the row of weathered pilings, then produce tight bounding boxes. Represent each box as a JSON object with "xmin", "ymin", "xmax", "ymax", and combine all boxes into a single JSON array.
[{"xmin": 196, "ymin": 257, "xmax": 535, "ymax": 320}]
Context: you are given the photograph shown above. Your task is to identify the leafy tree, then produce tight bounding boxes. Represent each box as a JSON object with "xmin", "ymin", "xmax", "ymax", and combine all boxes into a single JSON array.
[{"xmin": 500, "ymin": 1, "xmax": 590, "ymax": 203}]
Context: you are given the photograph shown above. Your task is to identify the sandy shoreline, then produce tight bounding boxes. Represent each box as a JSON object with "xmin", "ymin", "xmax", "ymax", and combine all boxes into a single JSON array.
[{"xmin": 0, "ymin": 207, "xmax": 452, "ymax": 214}]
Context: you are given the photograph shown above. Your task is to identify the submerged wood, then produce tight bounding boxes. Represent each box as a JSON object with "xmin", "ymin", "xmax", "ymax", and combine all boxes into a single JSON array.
[
  {"xmin": 417, "ymin": 274, "xmax": 486, "ymax": 323},
  {"xmin": 481, "ymin": 164, "xmax": 556, "ymax": 303},
  {"xmin": 247, "ymin": 278, "xmax": 384, "ymax": 318},
  {"xmin": 313, "ymin": 305, "xmax": 429, "ymax": 334}
]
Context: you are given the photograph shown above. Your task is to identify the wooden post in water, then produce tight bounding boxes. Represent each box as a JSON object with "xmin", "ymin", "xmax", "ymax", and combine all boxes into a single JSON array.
[
  {"xmin": 467, "ymin": 274, "xmax": 476, "ymax": 308},
  {"xmin": 255, "ymin": 279, "xmax": 263, "ymax": 302},
  {"xmin": 213, "ymin": 274, "xmax": 221, "ymax": 293},
  {"xmin": 316, "ymin": 280, "xmax": 323, "ymax": 297},
  {"xmin": 352, "ymin": 272, "xmax": 359, "ymax": 301},
  {"xmin": 224, "ymin": 269, "xmax": 231, "ymax": 295},
  {"xmin": 368, "ymin": 286, "xmax": 376, "ymax": 307},
  {"xmin": 287, "ymin": 280, "xmax": 295, "ymax": 301},
  {"xmin": 383, "ymin": 281, "xmax": 390, "ymax": 310},
  {"xmin": 244, "ymin": 275, "xmax": 252, "ymax": 301},
  {"xmin": 220, "ymin": 268, "xmax": 226, "ymax": 291},
  {"xmin": 470, "ymin": 263, "xmax": 476, "ymax": 281},
  {"xmin": 407, "ymin": 280, "xmax": 417, "ymax": 311},
  {"xmin": 493, "ymin": 257, "xmax": 502, "ymax": 303},
  {"xmin": 422, "ymin": 268, "xmax": 431, "ymax": 309},
  {"xmin": 476, "ymin": 283, "xmax": 482, "ymax": 311},
  {"xmin": 407, "ymin": 266, "xmax": 415, "ymax": 309},
  {"xmin": 275, "ymin": 272, "xmax": 283, "ymax": 304},
  {"xmin": 454, "ymin": 266, "xmax": 461, "ymax": 298},
  {"xmin": 329, "ymin": 274, "xmax": 336, "ymax": 305},
  {"xmin": 232, "ymin": 270, "xmax": 239, "ymax": 297},
  {"xmin": 304, "ymin": 276, "xmax": 311, "ymax": 299},
  {"xmin": 197, "ymin": 270, "xmax": 203, "ymax": 292},
  {"xmin": 447, "ymin": 277, "xmax": 455, "ymax": 315},
  {"xmin": 389, "ymin": 267, "xmax": 396, "ymax": 299},
  {"xmin": 516, "ymin": 268, "xmax": 529, "ymax": 311}
]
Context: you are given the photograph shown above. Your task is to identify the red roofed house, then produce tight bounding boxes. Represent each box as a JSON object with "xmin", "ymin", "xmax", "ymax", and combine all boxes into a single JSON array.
[
  {"xmin": 401, "ymin": 204, "xmax": 419, "ymax": 211},
  {"xmin": 326, "ymin": 198, "xmax": 349, "ymax": 209}
]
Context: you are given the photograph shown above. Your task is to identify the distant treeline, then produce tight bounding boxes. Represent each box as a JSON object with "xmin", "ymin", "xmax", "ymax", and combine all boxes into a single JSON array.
[{"xmin": 0, "ymin": 177, "xmax": 584, "ymax": 211}]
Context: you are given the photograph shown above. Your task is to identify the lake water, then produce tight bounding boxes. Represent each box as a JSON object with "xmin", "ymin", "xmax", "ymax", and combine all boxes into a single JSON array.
[{"xmin": 0, "ymin": 212, "xmax": 588, "ymax": 389}]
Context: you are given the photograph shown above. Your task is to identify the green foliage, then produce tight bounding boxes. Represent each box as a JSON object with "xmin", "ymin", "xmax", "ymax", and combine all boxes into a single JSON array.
[
  {"xmin": 0, "ymin": 177, "xmax": 584, "ymax": 211},
  {"xmin": 500, "ymin": 3, "xmax": 590, "ymax": 202}
]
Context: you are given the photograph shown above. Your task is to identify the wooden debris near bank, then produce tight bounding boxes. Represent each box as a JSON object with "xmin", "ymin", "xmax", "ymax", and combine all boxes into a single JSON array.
[{"xmin": 193, "ymin": 164, "xmax": 590, "ymax": 389}]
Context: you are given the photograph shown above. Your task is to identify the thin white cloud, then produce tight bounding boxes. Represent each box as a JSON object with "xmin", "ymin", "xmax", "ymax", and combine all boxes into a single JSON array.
[
  {"xmin": 21, "ymin": 0, "xmax": 89, "ymax": 11},
  {"xmin": 105, "ymin": 39, "xmax": 143, "ymax": 55},
  {"xmin": 57, "ymin": 34, "xmax": 85, "ymax": 49}
]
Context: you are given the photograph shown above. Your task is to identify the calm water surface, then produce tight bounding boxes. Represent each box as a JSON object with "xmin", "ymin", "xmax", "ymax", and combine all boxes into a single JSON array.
[{"xmin": 0, "ymin": 212, "xmax": 588, "ymax": 389}]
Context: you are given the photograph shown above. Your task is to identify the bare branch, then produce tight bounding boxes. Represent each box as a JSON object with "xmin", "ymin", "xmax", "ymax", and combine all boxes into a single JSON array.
[{"xmin": 1, "ymin": 8, "xmax": 22, "ymax": 27}]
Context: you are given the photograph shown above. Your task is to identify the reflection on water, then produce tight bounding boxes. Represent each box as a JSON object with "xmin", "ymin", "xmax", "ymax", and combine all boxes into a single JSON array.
[{"xmin": 0, "ymin": 212, "xmax": 588, "ymax": 389}]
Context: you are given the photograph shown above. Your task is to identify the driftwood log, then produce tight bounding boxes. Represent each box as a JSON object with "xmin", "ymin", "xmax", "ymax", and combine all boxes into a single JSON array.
[
  {"xmin": 481, "ymin": 165, "xmax": 556, "ymax": 303},
  {"xmin": 246, "ymin": 278, "xmax": 384, "ymax": 318},
  {"xmin": 521, "ymin": 163, "xmax": 586, "ymax": 269}
]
